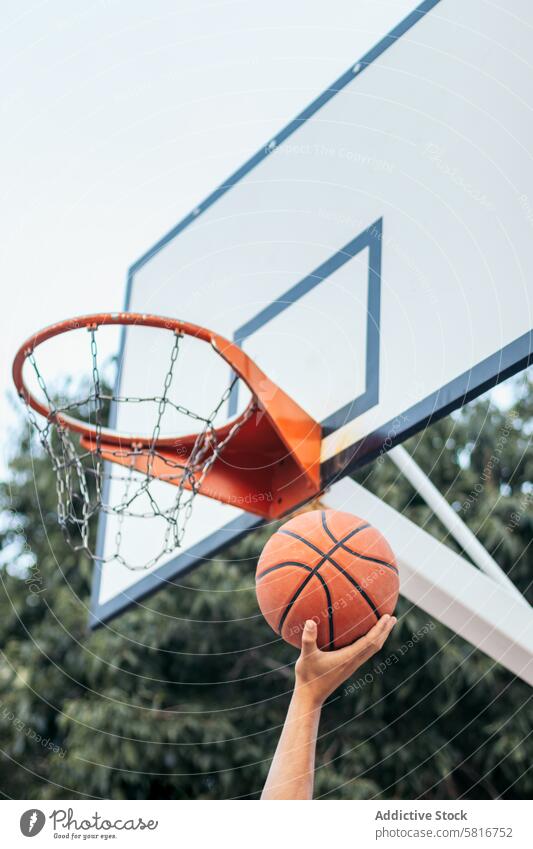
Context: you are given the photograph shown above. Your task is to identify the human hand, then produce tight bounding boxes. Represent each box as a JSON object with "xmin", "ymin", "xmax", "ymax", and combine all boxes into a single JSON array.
[{"xmin": 294, "ymin": 614, "xmax": 397, "ymax": 707}]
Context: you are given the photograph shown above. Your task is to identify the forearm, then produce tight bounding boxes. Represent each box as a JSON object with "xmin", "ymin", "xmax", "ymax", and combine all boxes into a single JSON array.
[
  {"xmin": 261, "ymin": 688, "xmax": 322, "ymax": 800},
  {"xmin": 261, "ymin": 615, "xmax": 396, "ymax": 799}
]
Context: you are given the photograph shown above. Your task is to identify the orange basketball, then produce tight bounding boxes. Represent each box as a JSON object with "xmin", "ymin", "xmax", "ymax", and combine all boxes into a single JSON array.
[{"xmin": 255, "ymin": 509, "xmax": 399, "ymax": 650}]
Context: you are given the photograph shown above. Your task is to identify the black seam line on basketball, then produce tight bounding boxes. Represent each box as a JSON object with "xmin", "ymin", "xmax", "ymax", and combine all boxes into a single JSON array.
[
  {"xmin": 281, "ymin": 521, "xmax": 380, "ymax": 621},
  {"xmin": 338, "ymin": 544, "xmax": 399, "ymax": 574},
  {"xmin": 322, "ymin": 557, "xmax": 380, "ymax": 620},
  {"xmin": 314, "ymin": 571, "xmax": 335, "ymax": 650},
  {"xmin": 256, "ymin": 561, "xmax": 313, "ymax": 581},
  {"xmin": 319, "ymin": 548, "xmax": 382, "ymax": 619},
  {"xmin": 319, "ymin": 512, "xmax": 380, "ymax": 618},
  {"xmin": 276, "ymin": 525, "xmax": 372, "ymax": 636},
  {"xmin": 321, "ymin": 511, "xmax": 338, "ymax": 545},
  {"xmin": 279, "ymin": 523, "xmax": 370, "ymax": 560},
  {"xmin": 320, "ymin": 513, "xmax": 398, "ymax": 575}
]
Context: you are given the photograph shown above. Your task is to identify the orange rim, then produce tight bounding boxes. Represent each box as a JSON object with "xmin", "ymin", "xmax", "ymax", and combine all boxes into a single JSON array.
[{"xmin": 12, "ymin": 311, "xmax": 264, "ymax": 447}]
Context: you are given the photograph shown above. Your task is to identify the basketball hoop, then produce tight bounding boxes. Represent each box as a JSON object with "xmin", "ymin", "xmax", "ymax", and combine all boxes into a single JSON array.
[{"xmin": 12, "ymin": 312, "xmax": 321, "ymax": 570}]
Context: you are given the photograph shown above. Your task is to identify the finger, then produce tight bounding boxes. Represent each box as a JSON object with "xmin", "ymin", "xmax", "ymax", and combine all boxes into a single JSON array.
[
  {"xmin": 300, "ymin": 619, "xmax": 318, "ymax": 656},
  {"xmin": 357, "ymin": 614, "xmax": 397, "ymax": 657},
  {"xmin": 337, "ymin": 614, "xmax": 396, "ymax": 663}
]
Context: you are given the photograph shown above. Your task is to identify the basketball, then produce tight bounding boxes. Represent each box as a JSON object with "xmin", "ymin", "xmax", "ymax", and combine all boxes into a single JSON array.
[{"xmin": 255, "ymin": 509, "xmax": 399, "ymax": 650}]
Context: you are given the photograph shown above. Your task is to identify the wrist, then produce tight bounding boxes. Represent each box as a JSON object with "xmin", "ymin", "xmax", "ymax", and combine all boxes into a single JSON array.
[{"xmin": 293, "ymin": 680, "xmax": 325, "ymax": 712}]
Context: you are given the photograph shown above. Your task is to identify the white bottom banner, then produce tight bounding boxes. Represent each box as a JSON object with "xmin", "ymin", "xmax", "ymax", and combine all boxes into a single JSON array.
[{"xmin": 3, "ymin": 800, "xmax": 530, "ymax": 847}]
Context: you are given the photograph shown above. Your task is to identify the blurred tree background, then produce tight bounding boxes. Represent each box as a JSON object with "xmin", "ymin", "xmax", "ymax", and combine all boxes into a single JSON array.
[{"xmin": 0, "ymin": 374, "xmax": 531, "ymax": 800}]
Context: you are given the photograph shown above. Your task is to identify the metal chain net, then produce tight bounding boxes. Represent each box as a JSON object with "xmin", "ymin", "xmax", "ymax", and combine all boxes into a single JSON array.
[{"xmin": 22, "ymin": 327, "xmax": 256, "ymax": 570}]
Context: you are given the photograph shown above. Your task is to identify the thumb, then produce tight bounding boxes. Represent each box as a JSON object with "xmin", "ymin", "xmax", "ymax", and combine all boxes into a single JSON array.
[{"xmin": 301, "ymin": 619, "xmax": 318, "ymax": 655}]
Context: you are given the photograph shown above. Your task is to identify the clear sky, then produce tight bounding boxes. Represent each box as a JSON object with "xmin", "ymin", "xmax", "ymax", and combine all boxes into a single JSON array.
[{"xmin": 1, "ymin": 0, "xmax": 524, "ymax": 464}]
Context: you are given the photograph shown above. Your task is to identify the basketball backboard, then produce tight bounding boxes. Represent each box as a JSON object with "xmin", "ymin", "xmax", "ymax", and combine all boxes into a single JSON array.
[{"xmin": 90, "ymin": 0, "xmax": 533, "ymax": 627}]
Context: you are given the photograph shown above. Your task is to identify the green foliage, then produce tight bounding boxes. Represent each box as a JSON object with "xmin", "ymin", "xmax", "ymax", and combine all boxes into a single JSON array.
[{"xmin": 0, "ymin": 376, "xmax": 531, "ymax": 799}]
